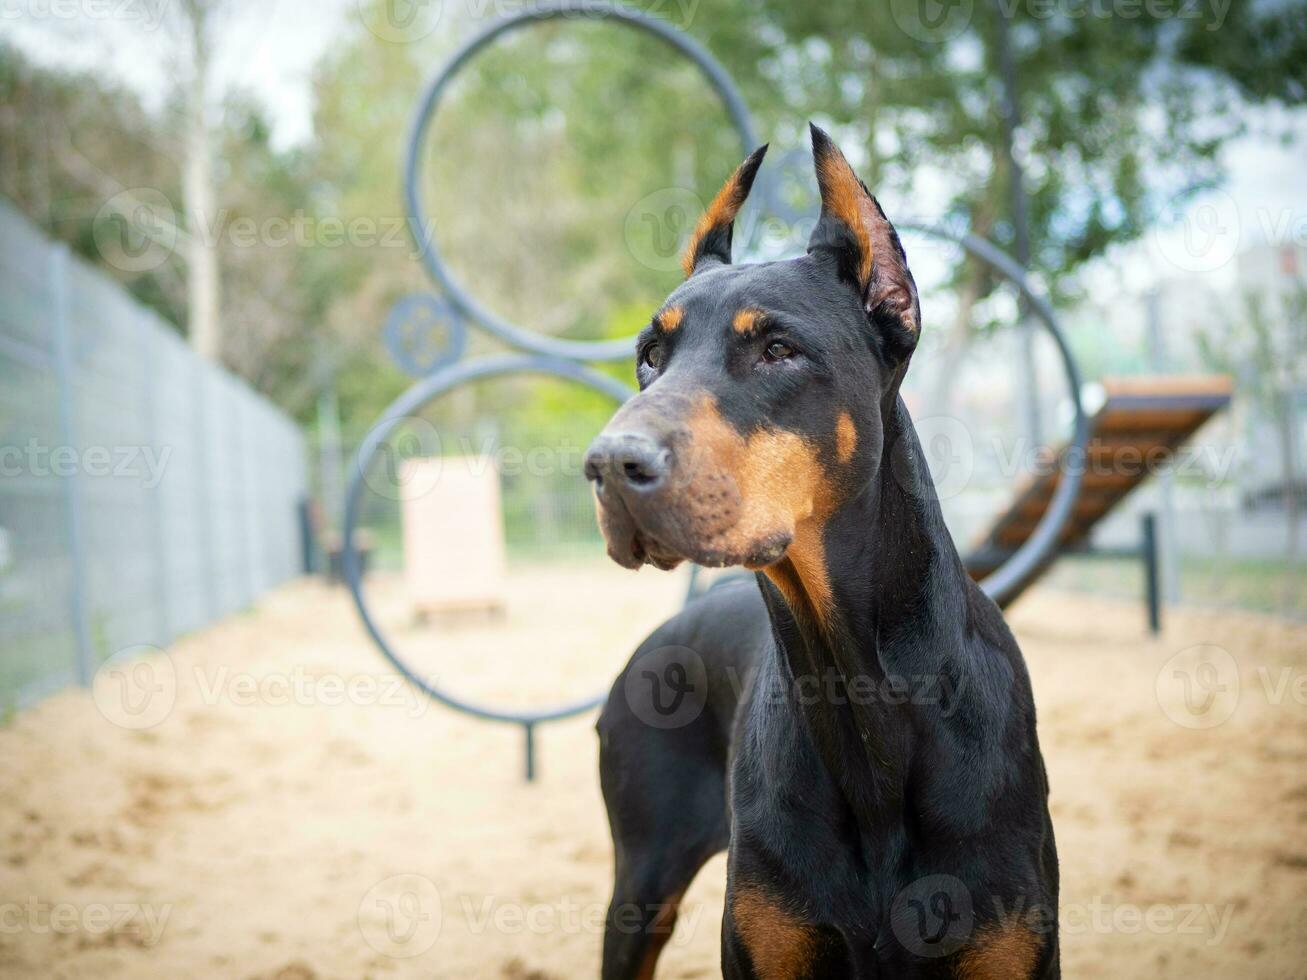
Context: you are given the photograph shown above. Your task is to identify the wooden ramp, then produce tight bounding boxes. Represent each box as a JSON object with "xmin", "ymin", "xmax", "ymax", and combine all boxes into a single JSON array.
[{"xmin": 964, "ymin": 375, "xmax": 1233, "ymax": 605}]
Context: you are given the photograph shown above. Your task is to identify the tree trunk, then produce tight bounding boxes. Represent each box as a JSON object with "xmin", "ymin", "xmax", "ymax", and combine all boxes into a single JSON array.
[{"xmin": 184, "ymin": 22, "xmax": 221, "ymax": 361}]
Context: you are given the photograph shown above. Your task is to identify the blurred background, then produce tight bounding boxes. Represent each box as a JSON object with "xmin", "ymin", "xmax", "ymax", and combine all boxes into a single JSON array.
[{"xmin": 1, "ymin": 1, "xmax": 1305, "ymax": 977}]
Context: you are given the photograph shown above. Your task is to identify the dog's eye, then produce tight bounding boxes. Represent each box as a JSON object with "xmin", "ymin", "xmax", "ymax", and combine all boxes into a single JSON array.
[
  {"xmin": 763, "ymin": 341, "xmax": 795, "ymax": 362},
  {"xmin": 641, "ymin": 342, "xmax": 664, "ymax": 370}
]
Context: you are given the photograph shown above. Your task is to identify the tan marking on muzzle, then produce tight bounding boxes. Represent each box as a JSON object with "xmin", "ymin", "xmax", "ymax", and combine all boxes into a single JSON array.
[{"xmin": 686, "ymin": 397, "xmax": 837, "ymax": 627}]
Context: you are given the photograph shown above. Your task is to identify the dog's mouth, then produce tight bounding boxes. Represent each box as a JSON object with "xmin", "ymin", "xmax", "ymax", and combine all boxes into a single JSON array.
[{"xmin": 595, "ymin": 489, "xmax": 792, "ymax": 573}]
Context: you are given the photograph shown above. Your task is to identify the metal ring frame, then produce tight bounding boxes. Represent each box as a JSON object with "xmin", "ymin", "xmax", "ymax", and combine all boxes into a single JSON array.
[
  {"xmin": 342, "ymin": 357, "xmax": 632, "ymax": 741},
  {"xmin": 404, "ymin": 0, "xmax": 759, "ymax": 362},
  {"xmin": 343, "ymin": 0, "xmax": 1090, "ymax": 779}
]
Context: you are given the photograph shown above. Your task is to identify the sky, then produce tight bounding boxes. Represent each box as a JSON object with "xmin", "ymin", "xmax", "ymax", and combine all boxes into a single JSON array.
[{"xmin": 1, "ymin": 0, "xmax": 1303, "ymax": 298}]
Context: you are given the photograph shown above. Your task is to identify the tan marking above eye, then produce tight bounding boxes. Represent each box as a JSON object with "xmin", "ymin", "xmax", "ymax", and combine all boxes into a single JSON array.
[
  {"xmin": 835, "ymin": 412, "xmax": 857, "ymax": 464},
  {"xmin": 730, "ymin": 886, "xmax": 816, "ymax": 980},
  {"xmin": 732, "ymin": 308, "xmax": 765, "ymax": 335},
  {"xmin": 656, "ymin": 305, "xmax": 684, "ymax": 332}
]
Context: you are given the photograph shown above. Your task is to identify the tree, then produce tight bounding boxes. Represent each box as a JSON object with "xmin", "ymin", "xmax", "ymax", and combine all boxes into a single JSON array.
[{"xmin": 0, "ymin": 41, "xmax": 188, "ymax": 324}]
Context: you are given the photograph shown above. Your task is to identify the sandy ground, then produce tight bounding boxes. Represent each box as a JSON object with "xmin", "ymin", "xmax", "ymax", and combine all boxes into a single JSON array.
[{"xmin": 1, "ymin": 562, "xmax": 1305, "ymax": 979}]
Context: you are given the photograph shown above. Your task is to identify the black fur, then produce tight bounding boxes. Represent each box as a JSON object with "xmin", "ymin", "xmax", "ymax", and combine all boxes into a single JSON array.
[{"xmin": 589, "ymin": 129, "xmax": 1059, "ymax": 979}]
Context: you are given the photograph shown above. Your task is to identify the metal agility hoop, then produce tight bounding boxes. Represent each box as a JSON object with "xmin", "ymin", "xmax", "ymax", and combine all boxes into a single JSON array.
[
  {"xmin": 343, "ymin": 1, "xmax": 1089, "ymax": 780},
  {"xmin": 403, "ymin": 0, "xmax": 760, "ymax": 362}
]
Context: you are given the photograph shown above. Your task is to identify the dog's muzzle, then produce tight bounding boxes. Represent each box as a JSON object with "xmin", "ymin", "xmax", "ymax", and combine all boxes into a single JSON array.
[{"xmin": 584, "ymin": 431, "xmax": 686, "ymax": 570}]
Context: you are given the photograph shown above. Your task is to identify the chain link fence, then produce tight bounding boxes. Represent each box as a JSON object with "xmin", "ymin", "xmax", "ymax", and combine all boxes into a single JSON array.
[{"xmin": 0, "ymin": 201, "xmax": 307, "ymax": 710}]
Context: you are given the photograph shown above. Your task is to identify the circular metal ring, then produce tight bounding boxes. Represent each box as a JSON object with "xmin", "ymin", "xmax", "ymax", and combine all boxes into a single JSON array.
[
  {"xmin": 342, "ymin": 354, "xmax": 634, "ymax": 725},
  {"xmin": 404, "ymin": 0, "xmax": 759, "ymax": 362}
]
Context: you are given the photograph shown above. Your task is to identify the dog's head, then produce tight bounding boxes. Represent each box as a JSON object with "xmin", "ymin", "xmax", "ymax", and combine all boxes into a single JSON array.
[{"xmin": 585, "ymin": 125, "xmax": 921, "ymax": 587}]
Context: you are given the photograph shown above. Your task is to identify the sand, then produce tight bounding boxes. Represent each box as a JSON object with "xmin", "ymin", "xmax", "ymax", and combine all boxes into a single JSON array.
[{"xmin": 1, "ymin": 562, "xmax": 1305, "ymax": 979}]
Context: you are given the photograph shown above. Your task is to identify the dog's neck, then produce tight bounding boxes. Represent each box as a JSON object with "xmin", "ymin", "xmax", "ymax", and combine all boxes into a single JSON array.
[{"xmin": 757, "ymin": 391, "xmax": 972, "ymax": 822}]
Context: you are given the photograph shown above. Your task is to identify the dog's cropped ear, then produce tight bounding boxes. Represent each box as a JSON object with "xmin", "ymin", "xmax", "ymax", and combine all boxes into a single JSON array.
[
  {"xmin": 681, "ymin": 144, "xmax": 769, "ymax": 277},
  {"xmin": 806, "ymin": 123, "xmax": 920, "ymax": 359}
]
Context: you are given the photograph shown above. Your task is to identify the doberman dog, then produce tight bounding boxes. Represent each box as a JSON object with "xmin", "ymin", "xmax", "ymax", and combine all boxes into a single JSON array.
[{"xmin": 584, "ymin": 126, "xmax": 1059, "ymax": 979}]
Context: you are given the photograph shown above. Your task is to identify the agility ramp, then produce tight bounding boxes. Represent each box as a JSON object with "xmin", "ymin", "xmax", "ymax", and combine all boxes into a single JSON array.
[{"xmin": 964, "ymin": 375, "xmax": 1234, "ymax": 608}]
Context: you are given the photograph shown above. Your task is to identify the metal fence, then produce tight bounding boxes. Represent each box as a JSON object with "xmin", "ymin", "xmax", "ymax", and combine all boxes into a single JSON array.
[{"xmin": 0, "ymin": 200, "xmax": 307, "ymax": 709}]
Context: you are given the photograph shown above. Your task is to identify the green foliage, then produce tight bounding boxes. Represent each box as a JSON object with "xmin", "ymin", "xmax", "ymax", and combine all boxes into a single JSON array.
[
  {"xmin": 3, "ymin": 0, "xmax": 1305, "ymax": 442},
  {"xmin": 0, "ymin": 40, "xmax": 187, "ymax": 326}
]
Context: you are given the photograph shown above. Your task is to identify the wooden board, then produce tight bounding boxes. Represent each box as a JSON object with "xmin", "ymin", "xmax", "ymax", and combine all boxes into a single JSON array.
[
  {"xmin": 964, "ymin": 375, "xmax": 1233, "ymax": 601},
  {"xmin": 400, "ymin": 457, "xmax": 507, "ymax": 615}
]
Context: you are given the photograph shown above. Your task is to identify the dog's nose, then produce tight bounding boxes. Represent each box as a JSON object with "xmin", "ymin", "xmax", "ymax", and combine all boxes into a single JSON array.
[{"xmin": 584, "ymin": 432, "xmax": 671, "ymax": 491}]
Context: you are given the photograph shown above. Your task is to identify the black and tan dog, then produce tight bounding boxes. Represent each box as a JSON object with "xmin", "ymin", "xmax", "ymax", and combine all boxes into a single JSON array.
[{"xmin": 585, "ymin": 126, "xmax": 1059, "ymax": 979}]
